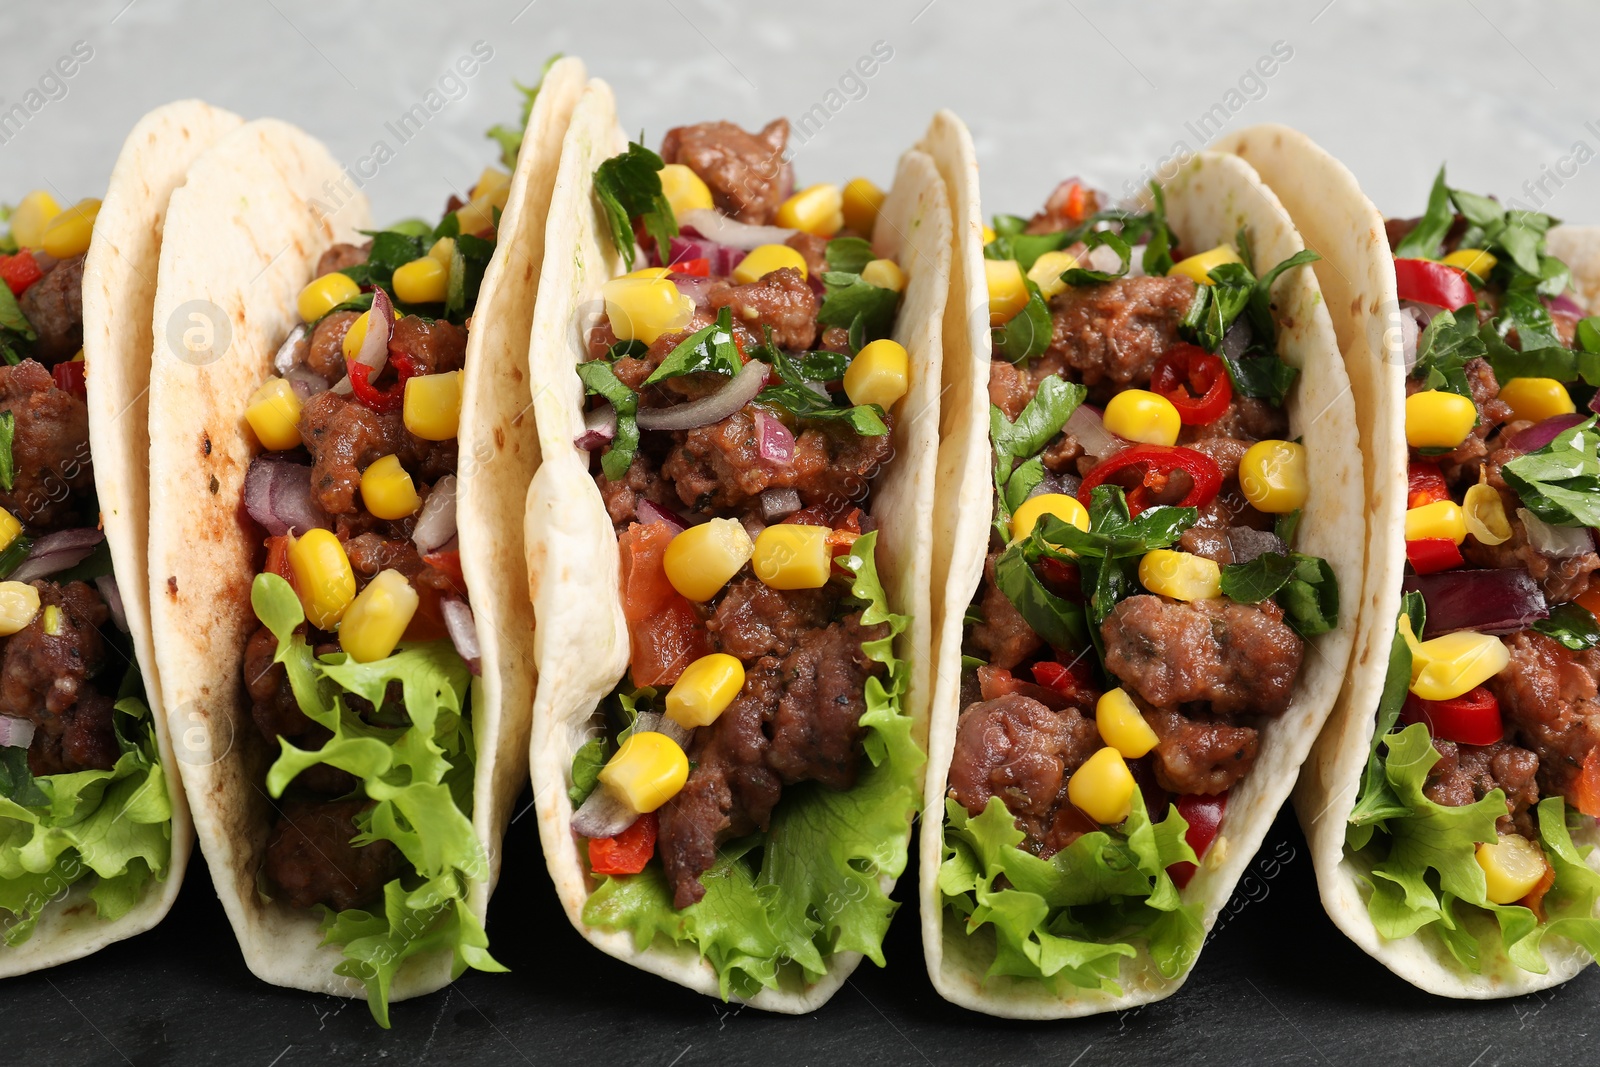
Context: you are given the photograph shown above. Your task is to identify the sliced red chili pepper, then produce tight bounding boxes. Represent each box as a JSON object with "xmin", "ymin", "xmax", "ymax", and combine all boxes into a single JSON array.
[
  {"xmin": 587, "ymin": 811, "xmax": 658, "ymax": 875},
  {"xmin": 1077, "ymin": 444, "xmax": 1223, "ymax": 516},
  {"xmin": 346, "ymin": 361, "xmax": 406, "ymax": 413},
  {"xmin": 0, "ymin": 252, "xmax": 43, "ymax": 296},
  {"xmin": 1406, "ymin": 537, "xmax": 1463, "ymax": 575},
  {"xmin": 1407, "ymin": 460, "xmax": 1450, "ymax": 509},
  {"xmin": 263, "ymin": 535, "xmax": 293, "ymax": 583},
  {"xmin": 1150, "ymin": 343, "xmax": 1232, "ymax": 426},
  {"xmin": 1401, "ymin": 686, "xmax": 1503, "ymax": 746},
  {"xmin": 1394, "ymin": 258, "xmax": 1475, "ymax": 311},
  {"xmin": 669, "ymin": 257, "xmax": 710, "ymax": 278},
  {"xmin": 1168, "ymin": 791, "xmax": 1228, "ymax": 889},
  {"xmin": 51, "ymin": 360, "xmax": 87, "ymax": 398}
]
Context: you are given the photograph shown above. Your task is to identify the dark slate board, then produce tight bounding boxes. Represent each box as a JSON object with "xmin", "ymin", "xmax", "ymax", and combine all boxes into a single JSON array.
[{"xmin": 8, "ymin": 803, "xmax": 1595, "ymax": 1066}]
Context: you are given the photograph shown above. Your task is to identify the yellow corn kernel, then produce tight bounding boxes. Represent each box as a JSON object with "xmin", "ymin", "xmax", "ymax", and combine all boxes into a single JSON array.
[
  {"xmin": 403, "ymin": 371, "xmax": 463, "ymax": 442},
  {"xmin": 1103, "ymin": 389, "xmax": 1181, "ymax": 446},
  {"xmin": 341, "ymin": 305, "xmax": 400, "ymax": 361},
  {"xmin": 473, "ymin": 166, "xmax": 512, "ymax": 207},
  {"xmin": 1239, "ymin": 439, "xmax": 1309, "ymax": 514},
  {"xmin": 981, "ymin": 224, "xmax": 996, "ymax": 245},
  {"xmin": 1011, "ymin": 493, "xmax": 1090, "ymax": 543},
  {"xmin": 665, "ymin": 653, "xmax": 746, "ymax": 728},
  {"xmin": 288, "ymin": 529, "xmax": 357, "ymax": 630},
  {"xmin": 9, "ymin": 190, "xmax": 61, "ymax": 249},
  {"xmin": 297, "ymin": 271, "xmax": 362, "ymax": 323},
  {"xmin": 659, "ymin": 163, "xmax": 714, "ymax": 218},
  {"xmin": 360, "ymin": 454, "xmax": 421, "ymax": 520},
  {"xmin": 843, "ymin": 338, "xmax": 909, "ymax": 411},
  {"xmin": 40, "ymin": 604, "xmax": 61, "ymax": 637},
  {"xmin": 1405, "ymin": 389, "xmax": 1477, "ymax": 450},
  {"xmin": 338, "ymin": 569, "xmax": 419, "ymax": 663},
  {"xmin": 456, "ymin": 181, "xmax": 507, "ymax": 233},
  {"xmin": 663, "ymin": 518, "xmax": 754, "ymax": 602},
  {"xmin": 1067, "ymin": 746, "xmax": 1136, "ymax": 825},
  {"xmin": 752, "ymin": 523, "xmax": 832, "ymax": 591},
  {"xmin": 775, "ymin": 183, "xmax": 844, "ymax": 237},
  {"xmin": 860, "ymin": 258, "xmax": 906, "ymax": 292},
  {"xmin": 71, "ymin": 348, "xmax": 84, "ymax": 362},
  {"xmin": 1168, "ymin": 244, "xmax": 1242, "ymax": 286},
  {"xmin": 1443, "ymin": 248, "xmax": 1498, "ymax": 278},
  {"xmin": 1499, "ymin": 377, "xmax": 1574, "ymax": 424},
  {"xmin": 41, "ymin": 198, "xmax": 102, "ymax": 259},
  {"xmin": 1405, "ymin": 499, "xmax": 1468, "ymax": 545},
  {"xmin": 1096, "ymin": 688, "xmax": 1159, "ymax": 758},
  {"xmin": 1464, "ymin": 481, "xmax": 1512, "ymax": 547},
  {"xmin": 245, "ymin": 377, "xmax": 304, "ymax": 451},
  {"xmin": 392, "ymin": 256, "xmax": 449, "ymax": 304},
  {"xmin": 1139, "ymin": 549, "xmax": 1222, "ymax": 601},
  {"xmin": 602, "ymin": 274, "xmax": 695, "ymax": 344},
  {"xmin": 986, "ymin": 258, "xmax": 1029, "ymax": 326},
  {"xmin": 428, "ymin": 236, "xmax": 457, "ymax": 267},
  {"xmin": 1027, "ymin": 249, "xmax": 1080, "ymax": 301},
  {"xmin": 0, "ymin": 508, "xmax": 22, "ymax": 553},
  {"xmin": 0, "ymin": 581, "xmax": 40, "ymax": 636},
  {"xmin": 841, "ymin": 177, "xmax": 886, "ymax": 235},
  {"xmin": 1410, "ymin": 630, "xmax": 1511, "ymax": 701},
  {"xmin": 1475, "ymin": 834, "xmax": 1547, "ymax": 904},
  {"xmin": 732, "ymin": 243, "xmax": 808, "ymax": 285},
  {"xmin": 623, "ymin": 266, "xmax": 675, "ymax": 282},
  {"xmin": 600, "ymin": 731, "xmax": 689, "ymax": 813}
]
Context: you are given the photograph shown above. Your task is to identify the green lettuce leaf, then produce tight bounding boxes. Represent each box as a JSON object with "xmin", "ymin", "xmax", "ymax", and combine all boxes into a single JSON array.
[
  {"xmin": 581, "ymin": 531, "xmax": 921, "ymax": 995},
  {"xmin": 251, "ymin": 573, "xmax": 498, "ymax": 1027}
]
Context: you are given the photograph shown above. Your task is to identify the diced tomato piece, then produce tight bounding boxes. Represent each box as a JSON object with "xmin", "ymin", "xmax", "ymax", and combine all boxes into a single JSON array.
[
  {"xmin": 669, "ymin": 257, "xmax": 710, "ymax": 277},
  {"xmin": 587, "ymin": 812, "xmax": 658, "ymax": 875},
  {"xmin": 977, "ymin": 663, "xmax": 1087, "ymax": 712},
  {"xmin": 618, "ymin": 521, "xmax": 710, "ymax": 686},
  {"xmin": 423, "ymin": 549, "xmax": 465, "ymax": 593},
  {"xmin": 403, "ymin": 578, "xmax": 451, "ymax": 642},
  {"xmin": 1574, "ymin": 746, "xmax": 1600, "ymax": 819},
  {"xmin": 1394, "ymin": 258, "xmax": 1475, "ymax": 311},
  {"xmin": 1578, "ymin": 587, "xmax": 1600, "ymax": 620},
  {"xmin": 263, "ymin": 536, "xmax": 293, "ymax": 583},
  {"xmin": 0, "ymin": 252, "xmax": 43, "ymax": 296},
  {"xmin": 1406, "ymin": 460, "xmax": 1450, "ymax": 509},
  {"xmin": 1168, "ymin": 792, "xmax": 1227, "ymax": 889},
  {"xmin": 1518, "ymin": 860, "xmax": 1557, "ymax": 922},
  {"xmin": 1406, "ymin": 537, "xmax": 1463, "ymax": 575},
  {"xmin": 51, "ymin": 360, "xmax": 87, "ymax": 398},
  {"xmin": 976, "ymin": 665, "xmax": 1020, "ymax": 702},
  {"xmin": 1401, "ymin": 687, "xmax": 1503, "ymax": 746}
]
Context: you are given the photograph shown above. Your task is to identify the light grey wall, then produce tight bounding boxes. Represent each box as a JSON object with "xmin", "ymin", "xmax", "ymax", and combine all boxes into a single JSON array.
[{"xmin": 2, "ymin": 0, "xmax": 1595, "ymax": 226}]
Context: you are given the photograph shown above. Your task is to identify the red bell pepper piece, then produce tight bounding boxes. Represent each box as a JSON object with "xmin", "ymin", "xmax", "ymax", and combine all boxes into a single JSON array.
[
  {"xmin": 1032, "ymin": 660, "xmax": 1096, "ymax": 703},
  {"xmin": 1168, "ymin": 791, "xmax": 1228, "ymax": 889},
  {"xmin": 1150, "ymin": 343, "xmax": 1233, "ymax": 426},
  {"xmin": 587, "ymin": 812, "xmax": 658, "ymax": 875},
  {"xmin": 669, "ymin": 257, "xmax": 710, "ymax": 278},
  {"xmin": 1077, "ymin": 444, "xmax": 1223, "ymax": 516},
  {"xmin": 1394, "ymin": 258, "xmax": 1475, "ymax": 311},
  {"xmin": 51, "ymin": 360, "xmax": 87, "ymax": 398},
  {"xmin": 1406, "ymin": 460, "xmax": 1450, "ymax": 509},
  {"xmin": 1401, "ymin": 686, "xmax": 1503, "ymax": 746},
  {"xmin": 0, "ymin": 252, "xmax": 43, "ymax": 296},
  {"xmin": 1406, "ymin": 537, "xmax": 1463, "ymax": 575}
]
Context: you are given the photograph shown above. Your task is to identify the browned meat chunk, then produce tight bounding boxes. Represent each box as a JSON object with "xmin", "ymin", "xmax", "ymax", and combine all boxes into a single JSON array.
[
  {"xmin": 659, "ymin": 119, "xmax": 792, "ymax": 225},
  {"xmin": 264, "ymin": 799, "xmax": 398, "ymax": 911},
  {"xmin": 1044, "ymin": 276, "xmax": 1197, "ymax": 390},
  {"xmin": 27, "ymin": 688, "xmax": 118, "ymax": 777},
  {"xmin": 784, "ymin": 232, "xmax": 828, "ymax": 279},
  {"xmin": 1425, "ymin": 738, "xmax": 1541, "ymax": 836},
  {"xmin": 1412, "ymin": 357, "xmax": 1512, "ymax": 486},
  {"xmin": 766, "ymin": 615, "xmax": 888, "ymax": 788},
  {"xmin": 1025, "ymin": 180, "xmax": 1102, "ymax": 235},
  {"xmin": 1145, "ymin": 706, "xmax": 1259, "ymax": 795},
  {"xmin": 17, "ymin": 254, "xmax": 84, "ymax": 364},
  {"xmin": 314, "ymin": 242, "xmax": 370, "ymax": 278},
  {"xmin": 0, "ymin": 359, "xmax": 94, "ymax": 528},
  {"xmin": 708, "ymin": 267, "xmax": 819, "ymax": 351},
  {"xmin": 0, "ymin": 581, "xmax": 114, "ymax": 775},
  {"xmin": 1489, "ymin": 631, "xmax": 1600, "ymax": 802},
  {"xmin": 389, "ymin": 316, "xmax": 467, "ymax": 375},
  {"xmin": 967, "ymin": 553, "xmax": 1044, "ymax": 670},
  {"xmin": 1102, "ymin": 595, "xmax": 1303, "ymax": 716},
  {"xmin": 596, "ymin": 452, "xmax": 673, "ymax": 529},
  {"xmin": 298, "ymin": 391, "xmax": 454, "ymax": 514},
  {"xmin": 706, "ymin": 578, "xmax": 832, "ymax": 661},
  {"xmin": 306, "ymin": 310, "xmax": 360, "ymax": 381}
]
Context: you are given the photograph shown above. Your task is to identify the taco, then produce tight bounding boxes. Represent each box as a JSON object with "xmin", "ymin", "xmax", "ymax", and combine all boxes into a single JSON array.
[
  {"xmin": 524, "ymin": 81, "xmax": 949, "ymax": 1009},
  {"xmin": 1220, "ymin": 124, "xmax": 1600, "ymax": 996},
  {"xmin": 0, "ymin": 100, "xmax": 240, "ymax": 976},
  {"xmin": 917, "ymin": 123, "xmax": 1364, "ymax": 1017},
  {"xmin": 144, "ymin": 59, "xmax": 584, "ymax": 1023}
]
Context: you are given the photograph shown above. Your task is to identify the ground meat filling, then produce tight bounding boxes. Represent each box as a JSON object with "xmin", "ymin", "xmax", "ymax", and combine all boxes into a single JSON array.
[
  {"xmin": 4, "ymin": 581, "xmax": 119, "ymax": 776},
  {"xmin": 659, "ymin": 119, "xmax": 793, "ymax": 225},
  {"xmin": 1043, "ymin": 276, "xmax": 1197, "ymax": 395},
  {"xmin": 18, "ymin": 253, "xmax": 85, "ymax": 364},
  {"xmin": 1425, "ymin": 738, "xmax": 1541, "ymax": 837},
  {"xmin": 1144, "ymin": 706, "xmax": 1259, "ymax": 795},
  {"xmin": 298, "ymin": 389, "xmax": 454, "ymax": 515},
  {"xmin": 1488, "ymin": 632, "xmax": 1600, "ymax": 803},
  {"xmin": 0, "ymin": 359, "xmax": 94, "ymax": 528},
  {"xmin": 264, "ymin": 799, "xmax": 399, "ymax": 911}
]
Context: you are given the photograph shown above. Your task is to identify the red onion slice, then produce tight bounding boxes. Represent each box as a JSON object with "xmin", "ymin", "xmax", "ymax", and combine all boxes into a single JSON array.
[
  {"xmin": 274, "ymin": 323, "xmax": 309, "ymax": 375},
  {"xmin": 575, "ymin": 404, "xmax": 617, "ymax": 451},
  {"xmin": 1402, "ymin": 569, "xmax": 1548, "ymax": 638},
  {"xmin": 352, "ymin": 287, "xmax": 393, "ymax": 374},
  {"xmin": 0, "ymin": 716, "xmax": 34, "ymax": 749},
  {"xmin": 636, "ymin": 360, "xmax": 768, "ymax": 432},
  {"xmin": 671, "ymin": 274, "xmax": 718, "ymax": 307},
  {"xmin": 636, "ymin": 499, "xmax": 687, "ymax": 533},
  {"xmin": 412, "ymin": 475, "xmax": 458, "ymax": 555},
  {"xmin": 760, "ymin": 487, "xmax": 801, "ymax": 523},
  {"xmin": 754, "ymin": 408, "xmax": 794, "ymax": 466},
  {"xmin": 440, "ymin": 597, "xmax": 481, "ymax": 676},
  {"xmin": 243, "ymin": 456, "xmax": 330, "ymax": 537},
  {"xmin": 1518, "ymin": 508, "xmax": 1594, "ymax": 558},
  {"xmin": 10, "ymin": 529, "xmax": 105, "ymax": 583},
  {"xmin": 571, "ymin": 782, "xmax": 638, "ymax": 839},
  {"xmin": 285, "ymin": 365, "xmax": 331, "ymax": 400},
  {"xmin": 1549, "ymin": 292, "xmax": 1586, "ymax": 318},
  {"xmin": 94, "ymin": 574, "xmax": 129, "ymax": 633},
  {"xmin": 1508, "ymin": 413, "xmax": 1588, "ymax": 454},
  {"xmin": 1064, "ymin": 404, "xmax": 1125, "ymax": 460},
  {"xmin": 678, "ymin": 209, "xmax": 797, "ymax": 251}
]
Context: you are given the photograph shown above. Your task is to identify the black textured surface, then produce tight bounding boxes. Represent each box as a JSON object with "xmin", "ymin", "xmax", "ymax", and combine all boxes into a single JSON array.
[{"xmin": 7, "ymin": 802, "xmax": 1595, "ymax": 1066}]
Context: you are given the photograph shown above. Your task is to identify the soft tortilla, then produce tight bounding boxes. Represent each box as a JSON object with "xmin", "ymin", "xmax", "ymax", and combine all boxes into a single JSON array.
[
  {"xmin": 0, "ymin": 100, "xmax": 241, "ymax": 979},
  {"xmin": 919, "ymin": 134, "xmax": 1364, "ymax": 1017},
  {"xmin": 1217, "ymin": 123, "xmax": 1600, "ymax": 997},
  {"xmin": 146, "ymin": 59, "xmax": 582, "ymax": 1002},
  {"xmin": 524, "ymin": 81, "xmax": 949, "ymax": 1010}
]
